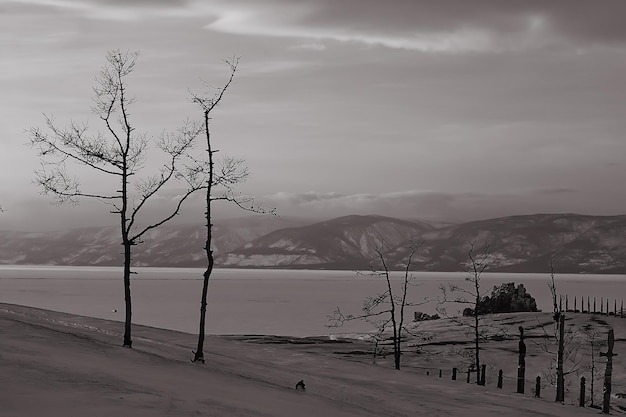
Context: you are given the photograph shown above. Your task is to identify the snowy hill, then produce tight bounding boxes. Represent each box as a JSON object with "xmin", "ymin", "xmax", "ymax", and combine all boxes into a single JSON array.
[{"xmin": 1, "ymin": 213, "xmax": 625, "ymax": 273}]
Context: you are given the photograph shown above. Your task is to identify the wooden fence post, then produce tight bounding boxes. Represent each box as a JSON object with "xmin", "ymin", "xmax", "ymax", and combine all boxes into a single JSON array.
[
  {"xmin": 535, "ymin": 376, "xmax": 541, "ymax": 398},
  {"xmin": 579, "ymin": 376, "xmax": 586, "ymax": 407},
  {"xmin": 517, "ymin": 326, "xmax": 526, "ymax": 394},
  {"xmin": 452, "ymin": 367, "xmax": 457, "ymax": 380},
  {"xmin": 497, "ymin": 369, "xmax": 503, "ymax": 389},
  {"xmin": 439, "ymin": 369, "xmax": 442, "ymax": 378},
  {"xmin": 601, "ymin": 328, "xmax": 616, "ymax": 414},
  {"xmin": 480, "ymin": 365, "xmax": 486, "ymax": 386},
  {"xmin": 467, "ymin": 369, "xmax": 471, "ymax": 383}
]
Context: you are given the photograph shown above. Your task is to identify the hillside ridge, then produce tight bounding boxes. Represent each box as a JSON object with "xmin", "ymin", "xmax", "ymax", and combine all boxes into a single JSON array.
[{"xmin": 1, "ymin": 213, "xmax": 625, "ymax": 273}]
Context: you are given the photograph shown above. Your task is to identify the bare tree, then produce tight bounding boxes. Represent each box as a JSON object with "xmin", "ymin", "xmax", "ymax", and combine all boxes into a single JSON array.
[
  {"xmin": 581, "ymin": 322, "xmax": 606, "ymax": 408},
  {"xmin": 548, "ymin": 262, "xmax": 566, "ymax": 402},
  {"xmin": 188, "ymin": 58, "xmax": 271, "ymax": 363},
  {"xmin": 438, "ymin": 241, "xmax": 491, "ymax": 384},
  {"xmin": 330, "ymin": 241, "xmax": 424, "ymax": 370},
  {"xmin": 531, "ymin": 262, "xmax": 584, "ymax": 402},
  {"xmin": 28, "ymin": 50, "xmax": 203, "ymax": 347}
]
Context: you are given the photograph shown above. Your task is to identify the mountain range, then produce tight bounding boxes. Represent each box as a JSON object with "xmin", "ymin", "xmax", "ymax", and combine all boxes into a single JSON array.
[{"xmin": 1, "ymin": 213, "xmax": 625, "ymax": 273}]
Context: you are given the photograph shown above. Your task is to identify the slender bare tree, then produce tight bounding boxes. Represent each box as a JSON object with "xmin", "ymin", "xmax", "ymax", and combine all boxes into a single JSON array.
[
  {"xmin": 582, "ymin": 322, "xmax": 606, "ymax": 408},
  {"xmin": 548, "ymin": 263, "xmax": 566, "ymax": 402},
  {"xmin": 329, "ymin": 241, "xmax": 424, "ymax": 370},
  {"xmin": 438, "ymin": 241, "xmax": 491, "ymax": 384},
  {"xmin": 531, "ymin": 262, "xmax": 583, "ymax": 402},
  {"xmin": 188, "ymin": 58, "xmax": 271, "ymax": 363},
  {"xmin": 28, "ymin": 50, "xmax": 204, "ymax": 347}
]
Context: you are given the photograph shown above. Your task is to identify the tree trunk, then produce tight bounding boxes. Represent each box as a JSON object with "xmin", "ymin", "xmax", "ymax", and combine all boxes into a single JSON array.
[
  {"xmin": 393, "ymin": 340, "xmax": 401, "ymax": 369},
  {"xmin": 193, "ymin": 108, "xmax": 214, "ymax": 363},
  {"xmin": 555, "ymin": 314, "xmax": 565, "ymax": 402},
  {"xmin": 390, "ymin": 304, "xmax": 399, "ymax": 370},
  {"xmin": 122, "ymin": 240, "xmax": 133, "ymax": 347},
  {"xmin": 475, "ymin": 297, "xmax": 481, "ymax": 384},
  {"xmin": 121, "ymin": 160, "xmax": 132, "ymax": 348},
  {"xmin": 517, "ymin": 326, "xmax": 526, "ymax": 394},
  {"xmin": 193, "ymin": 249, "xmax": 213, "ymax": 363}
]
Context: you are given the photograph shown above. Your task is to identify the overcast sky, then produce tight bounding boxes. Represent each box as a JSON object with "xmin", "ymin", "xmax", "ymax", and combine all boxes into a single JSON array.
[{"xmin": 2, "ymin": 0, "xmax": 626, "ymax": 231}]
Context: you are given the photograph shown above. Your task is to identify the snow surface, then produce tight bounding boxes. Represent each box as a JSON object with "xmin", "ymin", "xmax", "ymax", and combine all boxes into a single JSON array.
[{"xmin": 0, "ymin": 303, "xmax": 614, "ymax": 416}]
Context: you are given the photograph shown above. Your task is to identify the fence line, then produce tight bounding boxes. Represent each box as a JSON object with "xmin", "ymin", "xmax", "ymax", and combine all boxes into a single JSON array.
[
  {"xmin": 415, "ymin": 364, "xmax": 606, "ymax": 408},
  {"xmin": 562, "ymin": 295, "xmax": 624, "ymax": 317}
]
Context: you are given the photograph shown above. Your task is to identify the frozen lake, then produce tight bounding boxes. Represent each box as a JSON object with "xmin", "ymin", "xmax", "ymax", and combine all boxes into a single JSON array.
[{"xmin": 0, "ymin": 265, "xmax": 624, "ymax": 337}]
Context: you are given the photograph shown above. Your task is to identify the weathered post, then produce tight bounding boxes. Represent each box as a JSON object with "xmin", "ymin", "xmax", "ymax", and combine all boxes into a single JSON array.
[
  {"xmin": 600, "ymin": 328, "xmax": 616, "ymax": 414},
  {"xmin": 601, "ymin": 297, "xmax": 604, "ymax": 314},
  {"xmin": 535, "ymin": 376, "xmax": 541, "ymax": 398},
  {"xmin": 566, "ymin": 294, "xmax": 569, "ymax": 311},
  {"xmin": 452, "ymin": 367, "xmax": 457, "ymax": 381},
  {"xmin": 467, "ymin": 369, "xmax": 471, "ymax": 383},
  {"xmin": 517, "ymin": 326, "xmax": 526, "ymax": 394},
  {"xmin": 497, "ymin": 369, "xmax": 503, "ymax": 389},
  {"xmin": 559, "ymin": 295, "xmax": 563, "ymax": 312},
  {"xmin": 594, "ymin": 297, "xmax": 597, "ymax": 313},
  {"xmin": 480, "ymin": 364, "xmax": 486, "ymax": 386},
  {"xmin": 621, "ymin": 300, "xmax": 623, "ymax": 318},
  {"xmin": 614, "ymin": 299, "xmax": 617, "ymax": 315},
  {"xmin": 574, "ymin": 296, "xmax": 577, "ymax": 312},
  {"xmin": 439, "ymin": 369, "xmax": 442, "ymax": 378},
  {"xmin": 588, "ymin": 296, "xmax": 591, "ymax": 313},
  {"xmin": 580, "ymin": 376, "xmax": 586, "ymax": 407}
]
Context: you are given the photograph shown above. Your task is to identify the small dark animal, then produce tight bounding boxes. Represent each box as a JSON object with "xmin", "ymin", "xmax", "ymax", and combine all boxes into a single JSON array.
[{"xmin": 295, "ymin": 380, "xmax": 306, "ymax": 390}]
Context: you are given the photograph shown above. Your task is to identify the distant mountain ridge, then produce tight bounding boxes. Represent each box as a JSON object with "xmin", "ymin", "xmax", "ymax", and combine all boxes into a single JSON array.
[
  {"xmin": 1, "ymin": 213, "xmax": 625, "ymax": 273},
  {"xmin": 220, "ymin": 215, "xmax": 433, "ymax": 269}
]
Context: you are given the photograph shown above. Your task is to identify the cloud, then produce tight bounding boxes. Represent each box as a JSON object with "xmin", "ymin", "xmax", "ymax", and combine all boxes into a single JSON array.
[
  {"xmin": 11, "ymin": 0, "xmax": 626, "ymax": 51},
  {"xmin": 290, "ymin": 43, "xmax": 327, "ymax": 51},
  {"xmin": 201, "ymin": 0, "xmax": 626, "ymax": 52},
  {"xmin": 4, "ymin": 186, "xmax": 624, "ymax": 232},
  {"xmin": 7, "ymin": 0, "xmax": 197, "ymax": 21},
  {"xmin": 261, "ymin": 188, "xmax": 624, "ymax": 223}
]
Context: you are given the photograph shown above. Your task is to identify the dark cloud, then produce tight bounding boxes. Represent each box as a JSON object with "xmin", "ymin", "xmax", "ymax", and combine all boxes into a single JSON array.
[
  {"xmin": 301, "ymin": 0, "xmax": 626, "ymax": 42},
  {"xmin": 206, "ymin": 0, "xmax": 626, "ymax": 50},
  {"xmin": 262, "ymin": 188, "xmax": 625, "ymax": 224}
]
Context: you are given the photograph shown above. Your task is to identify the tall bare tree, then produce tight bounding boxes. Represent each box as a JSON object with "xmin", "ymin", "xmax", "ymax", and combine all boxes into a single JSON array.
[
  {"xmin": 548, "ymin": 263, "xmax": 566, "ymax": 402},
  {"xmin": 330, "ymin": 241, "xmax": 424, "ymax": 370},
  {"xmin": 438, "ymin": 241, "xmax": 491, "ymax": 384},
  {"xmin": 188, "ymin": 58, "xmax": 270, "ymax": 363},
  {"xmin": 582, "ymin": 322, "xmax": 606, "ymax": 408},
  {"xmin": 29, "ymin": 50, "xmax": 203, "ymax": 347},
  {"xmin": 532, "ymin": 262, "xmax": 583, "ymax": 402}
]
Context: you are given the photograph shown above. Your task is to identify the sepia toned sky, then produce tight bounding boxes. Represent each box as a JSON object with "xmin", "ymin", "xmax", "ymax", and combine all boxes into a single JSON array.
[{"xmin": 2, "ymin": 0, "xmax": 626, "ymax": 230}]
